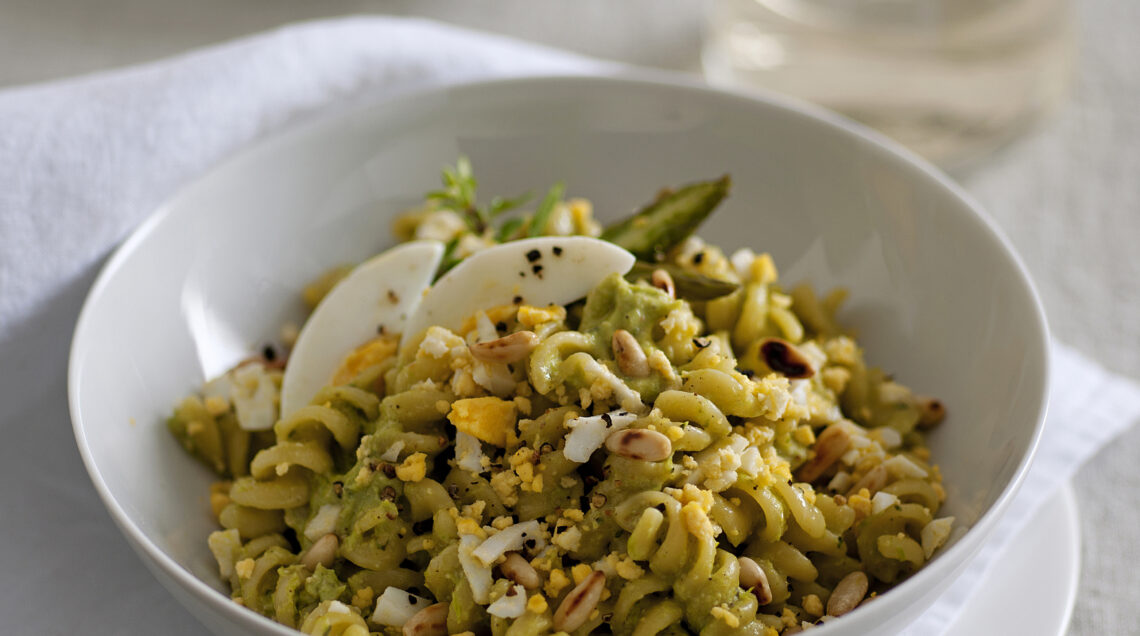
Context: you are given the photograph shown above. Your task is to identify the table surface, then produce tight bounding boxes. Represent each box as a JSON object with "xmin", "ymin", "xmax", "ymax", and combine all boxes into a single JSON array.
[{"xmin": 3, "ymin": 1, "xmax": 1136, "ymax": 634}]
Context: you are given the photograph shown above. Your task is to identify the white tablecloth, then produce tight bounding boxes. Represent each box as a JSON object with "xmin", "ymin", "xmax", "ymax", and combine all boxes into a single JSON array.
[{"xmin": 0, "ymin": 2, "xmax": 1137, "ymax": 634}]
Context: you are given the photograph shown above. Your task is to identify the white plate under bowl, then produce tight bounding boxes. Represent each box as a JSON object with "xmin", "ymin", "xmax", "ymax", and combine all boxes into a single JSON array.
[
  {"xmin": 943, "ymin": 483, "xmax": 1079, "ymax": 636},
  {"xmin": 69, "ymin": 74, "xmax": 1049, "ymax": 635}
]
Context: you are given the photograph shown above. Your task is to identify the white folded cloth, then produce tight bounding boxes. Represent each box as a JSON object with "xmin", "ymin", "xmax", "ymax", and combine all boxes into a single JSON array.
[{"xmin": 0, "ymin": 16, "xmax": 1136, "ymax": 635}]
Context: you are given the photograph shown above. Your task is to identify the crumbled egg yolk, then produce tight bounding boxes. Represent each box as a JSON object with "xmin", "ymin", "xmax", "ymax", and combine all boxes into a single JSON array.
[
  {"xmin": 204, "ymin": 396, "xmax": 229, "ymax": 416},
  {"xmin": 462, "ymin": 501, "xmax": 487, "ymax": 519},
  {"xmin": 350, "ymin": 587, "xmax": 374, "ymax": 610},
  {"xmin": 331, "ymin": 334, "xmax": 398, "ymax": 385},
  {"xmin": 457, "ymin": 305, "xmax": 517, "ymax": 337},
  {"xmin": 490, "ymin": 470, "xmax": 522, "ymax": 507},
  {"xmin": 517, "ymin": 304, "xmax": 566, "ymax": 328},
  {"xmin": 545, "ymin": 569, "xmax": 571, "ymax": 597},
  {"xmin": 353, "ymin": 463, "xmax": 372, "ymax": 486},
  {"xmin": 802, "ymin": 594, "xmax": 824, "ymax": 617},
  {"xmin": 234, "ymin": 558, "xmax": 255, "ymax": 580},
  {"xmin": 526, "ymin": 594, "xmax": 548, "ymax": 614},
  {"xmin": 455, "ymin": 516, "xmax": 486, "ymax": 539},
  {"xmin": 681, "ymin": 501, "xmax": 716, "ymax": 540},
  {"xmin": 780, "ymin": 608, "xmax": 799, "ymax": 627},
  {"xmin": 615, "ymin": 556, "xmax": 645, "ymax": 581},
  {"xmin": 793, "ymin": 425, "xmax": 816, "ymax": 446},
  {"xmin": 448, "ymin": 397, "xmax": 517, "ymax": 447},
  {"xmin": 711, "ymin": 606, "xmax": 740, "ymax": 628},
  {"xmin": 508, "ymin": 448, "xmax": 545, "ymax": 494},
  {"xmin": 394, "ymin": 452, "xmax": 427, "ymax": 482},
  {"xmin": 570, "ymin": 564, "xmax": 593, "ymax": 585},
  {"xmin": 849, "ymin": 488, "xmax": 873, "ymax": 520}
]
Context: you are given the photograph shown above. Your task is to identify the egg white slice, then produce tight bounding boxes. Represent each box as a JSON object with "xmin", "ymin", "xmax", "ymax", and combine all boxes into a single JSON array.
[
  {"xmin": 400, "ymin": 237, "xmax": 635, "ymax": 351},
  {"xmin": 280, "ymin": 240, "xmax": 444, "ymax": 417}
]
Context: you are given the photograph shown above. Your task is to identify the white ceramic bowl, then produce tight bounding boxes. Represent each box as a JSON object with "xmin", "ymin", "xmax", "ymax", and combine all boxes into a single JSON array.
[{"xmin": 69, "ymin": 75, "xmax": 1048, "ymax": 635}]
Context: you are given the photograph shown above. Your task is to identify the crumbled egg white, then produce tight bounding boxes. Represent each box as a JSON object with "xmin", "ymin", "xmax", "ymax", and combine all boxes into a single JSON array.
[
  {"xmin": 373, "ymin": 587, "xmax": 432, "ymax": 627},
  {"xmin": 573, "ymin": 354, "xmax": 646, "ymax": 414},
  {"xmin": 870, "ymin": 491, "xmax": 900, "ymax": 515},
  {"xmin": 688, "ymin": 435, "xmax": 748, "ymax": 492},
  {"xmin": 883, "ymin": 454, "xmax": 929, "ymax": 479},
  {"xmin": 226, "ymin": 364, "xmax": 278, "ymax": 431},
  {"xmin": 472, "ymin": 359, "xmax": 516, "ymax": 397},
  {"xmin": 455, "ymin": 431, "xmax": 489, "ymax": 474},
  {"xmin": 413, "ymin": 209, "xmax": 466, "ymax": 242},
  {"xmin": 472, "ymin": 520, "xmax": 542, "ymax": 566},
  {"xmin": 303, "ymin": 504, "xmax": 341, "ymax": 541},
  {"xmin": 563, "ymin": 410, "xmax": 638, "ymax": 463},
  {"xmin": 486, "ymin": 585, "xmax": 528, "ymax": 619},
  {"xmin": 729, "ymin": 248, "xmax": 757, "ymax": 282},
  {"xmin": 828, "ymin": 471, "xmax": 853, "ymax": 492},
  {"xmin": 921, "ymin": 517, "xmax": 955, "ymax": 559},
  {"xmin": 458, "ymin": 534, "xmax": 493, "ymax": 604},
  {"xmin": 379, "ymin": 440, "xmax": 404, "ymax": 463},
  {"xmin": 207, "ymin": 529, "xmax": 241, "ymax": 579}
]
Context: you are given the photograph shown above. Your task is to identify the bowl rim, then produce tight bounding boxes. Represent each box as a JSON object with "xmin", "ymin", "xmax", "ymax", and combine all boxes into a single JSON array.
[{"xmin": 68, "ymin": 70, "xmax": 1051, "ymax": 635}]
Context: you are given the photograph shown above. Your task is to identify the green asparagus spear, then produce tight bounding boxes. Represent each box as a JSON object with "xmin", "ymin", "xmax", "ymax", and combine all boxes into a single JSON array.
[
  {"xmin": 600, "ymin": 175, "xmax": 731, "ymax": 261},
  {"xmin": 626, "ymin": 261, "xmax": 740, "ymax": 301}
]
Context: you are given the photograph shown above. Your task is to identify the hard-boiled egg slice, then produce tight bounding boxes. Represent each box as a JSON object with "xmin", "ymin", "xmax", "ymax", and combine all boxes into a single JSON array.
[
  {"xmin": 280, "ymin": 241, "xmax": 443, "ymax": 417},
  {"xmin": 400, "ymin": 236, "xmax": 635, "ymax": 350}
]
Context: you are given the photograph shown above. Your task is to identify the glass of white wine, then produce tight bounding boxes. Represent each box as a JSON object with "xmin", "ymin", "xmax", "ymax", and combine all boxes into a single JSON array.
[{"xmin": 703, "ymin": 0, "xmax": 1076, "ymax": 169}]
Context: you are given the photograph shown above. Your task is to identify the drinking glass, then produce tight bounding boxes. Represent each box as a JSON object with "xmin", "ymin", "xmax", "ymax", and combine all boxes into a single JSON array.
[{"xmin": 703, "ymin": 0, "xmax": 1076, "ymax": 168}]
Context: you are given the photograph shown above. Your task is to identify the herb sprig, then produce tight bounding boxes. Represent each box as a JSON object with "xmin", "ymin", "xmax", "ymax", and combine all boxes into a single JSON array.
[{"xmin": 426, "ymin": 157, "xmax": 532, "ymax": 234}]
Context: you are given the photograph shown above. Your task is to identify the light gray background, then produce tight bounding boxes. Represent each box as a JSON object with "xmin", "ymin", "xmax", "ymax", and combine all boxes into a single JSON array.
[{"xmin": 3, "ymin": 1, "xmax": 1136, "ymax": 634}]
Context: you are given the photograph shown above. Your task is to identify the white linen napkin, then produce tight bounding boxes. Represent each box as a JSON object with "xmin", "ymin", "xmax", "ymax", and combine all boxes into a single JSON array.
[{"xmin": 0, "ymin": 16, "xmax": 1136, "ymax": 635}]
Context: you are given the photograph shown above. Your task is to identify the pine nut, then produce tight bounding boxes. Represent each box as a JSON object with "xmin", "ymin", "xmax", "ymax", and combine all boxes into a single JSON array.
[
  {"xmin": 651, "ymin": 269, "xmax": 675, "ymax": 298},
  {"xmin": 916, "ymin": 395, "xmax": 946, "ymax": 429},
  {"xmin": 605, "ymin": 428, "xmax": 672, "ymax": 461},
  {"xmin": 827, "ymin": 571, "xmax": 868, "ymax": 617},
  {"xmin": 300, "ymin": 533, "xmax": 338, "ymax": 570},
  {"xmin": 759, "ymin": 337, "xmax": 816, "ymax": 379},
  {"xmin": 553, "ymin": 570, "xmax": 606, "ymax": 632},
  {"xmin": 612, "ymin": 329, "xmax": 649, "ymax": 378},
  {"xmin": 796, "ymin": 426, "xmax": 852, "ymax": 483},
  {"xmin": 469, "ymin": 331, "xmax": 539, "ymax": 364},
  {"xmin": 402, "ymin": 602, "xmax": 449, "ymax": 636},
  {"xmin": 738, "ymin": 556, "xmax": 773, "ymax": 605},
  {"xmin": 499, "ymin": 552, "xmax": 541, "ymax": 590}
]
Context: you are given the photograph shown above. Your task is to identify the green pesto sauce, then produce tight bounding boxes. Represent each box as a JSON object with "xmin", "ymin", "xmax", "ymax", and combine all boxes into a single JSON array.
[
  {"xmin": 573, "ymin": 272, "xmax": 683, "ymax": 402},
  {"xmin": 574, "ymin": 455, "xmax": 672, "ymax": 560}
]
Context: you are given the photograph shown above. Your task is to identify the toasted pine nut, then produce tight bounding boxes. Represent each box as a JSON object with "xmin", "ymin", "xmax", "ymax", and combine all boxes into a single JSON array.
[
  {"xmin": 499, "ymin": 552, "xmax": 541, "ymax": 589},
  {"xmin": 402, "ymin": 602, "xmax": 449, "ymax": 636},
  {"xmin": 469, "ymin": 330, "xmax": 539, "ymax": 364},
  {"xmin": 605, "ymin": 428, "xmax": 672, "ymax": 461},
  {"xmin": 651, "ymin": 269, "xmax": 675, "ymax": 298},
  {"xmin": 612, "ymin": 329, "xmax": 649, "ymax": 378},
  {"xmin": 827, "ymin": 571, "xmax": 868, "ymax": 617},
  {"xmin": 796, "ymin": 426, "xmax": 852, "ymax": 483},
  {"xmin": 553, "ymin": 570, "xmax": 606, "ymax": 632},
  {"xmin": 738, "ymin": 556, "xmax": 773, "ymax": 605},
  {"xmin": 759, "ymin": 337, "xmax": 816, "ymax": 379},
  {"xmin": 916, "ymin": 396, "xmax": 946, "ymax": 429},
  {"xmin": 300, "ymin": 533, "xmax": 338, "ymax": 570},
  {"xmin": 847, "ymin": 464, "xmax": 888, "ymax": 497}
]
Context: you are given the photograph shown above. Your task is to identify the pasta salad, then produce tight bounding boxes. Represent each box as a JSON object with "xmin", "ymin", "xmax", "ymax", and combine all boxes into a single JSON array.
[{"xmin": 168, "ymin": 161, "xmax": 952, "ymax": 636}]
